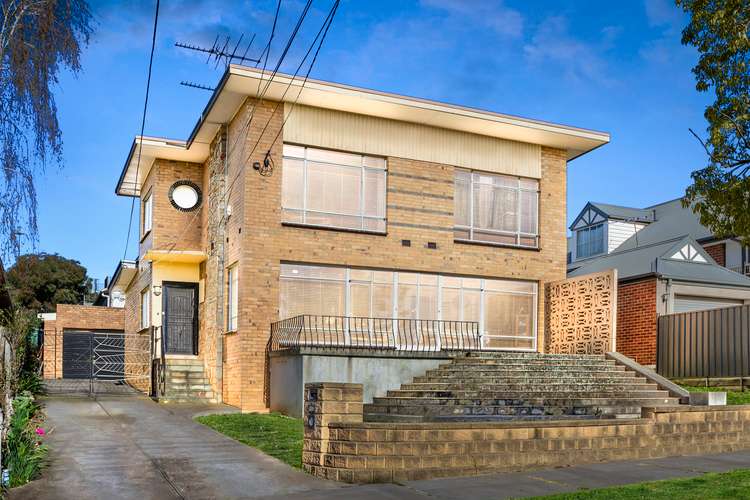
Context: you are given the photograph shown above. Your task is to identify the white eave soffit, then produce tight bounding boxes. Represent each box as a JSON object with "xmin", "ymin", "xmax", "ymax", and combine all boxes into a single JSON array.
[
  {"xmin": 118, "ymin": 66, "xmax": 610, "ymax": 196},
  {"xmin": 215, "ymin": 66, "xmax": 610, "ymax": 160}
]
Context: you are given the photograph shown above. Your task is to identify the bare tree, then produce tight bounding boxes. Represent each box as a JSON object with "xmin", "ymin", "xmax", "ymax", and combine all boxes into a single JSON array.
[{"xmin": 0, "ymin": 0, "xmax": 93, "ymax": 259}]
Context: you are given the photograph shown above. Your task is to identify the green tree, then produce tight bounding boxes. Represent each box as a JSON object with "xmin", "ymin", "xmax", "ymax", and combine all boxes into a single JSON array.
[
  {"xmin": 5, "ymin": 253, "xmax": 93, "ymax": 312},
  {"xmin": 678, "ymin": 0, "xmax": 750, "ymax": 240},
  {"xmin": 0, "ymin": 1, "xmax": 93, "ymax": 259}
]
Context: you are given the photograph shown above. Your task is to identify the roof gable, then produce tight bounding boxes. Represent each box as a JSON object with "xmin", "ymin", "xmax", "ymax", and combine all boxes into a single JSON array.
[{"xmin": 570, "ymin": 202, "xmax": 608, "ymax": 230}]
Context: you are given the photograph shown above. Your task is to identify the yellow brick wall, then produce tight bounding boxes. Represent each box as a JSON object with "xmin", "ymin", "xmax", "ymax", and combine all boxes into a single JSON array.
[
  {"xmin": 225, "ymin": 99, "xmax": 568, "ymax": 411},
  {"xmin": 121, "ymin": 98, "xmax": 568, "ymax": 411}
]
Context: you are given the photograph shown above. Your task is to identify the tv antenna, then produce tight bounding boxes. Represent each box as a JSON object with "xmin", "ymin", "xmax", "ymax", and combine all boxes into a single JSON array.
[
  {"xmin": 175, "ymin": 33, "xmax": 260, "ymax": 68},
  {"xmin": 180, "ymin": 81, "xmax": 215, "ymax": 92}
]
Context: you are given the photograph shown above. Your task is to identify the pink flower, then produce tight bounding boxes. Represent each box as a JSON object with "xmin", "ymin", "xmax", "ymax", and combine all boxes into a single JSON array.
[{"xmin": 35, "ymin": 428, "xmax": 45, "ymax": 436}]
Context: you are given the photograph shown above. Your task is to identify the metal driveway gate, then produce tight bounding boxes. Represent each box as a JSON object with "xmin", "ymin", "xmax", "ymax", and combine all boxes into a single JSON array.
[{"xmin": 55, "ymin": 331, "xmax": 151, "ymax": 396}]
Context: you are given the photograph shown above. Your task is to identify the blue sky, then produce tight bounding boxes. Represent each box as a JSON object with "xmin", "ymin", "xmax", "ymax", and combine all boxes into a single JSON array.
[{"xmin": 36, "ymin": 0, "xmax": 709, "ymax": 281}]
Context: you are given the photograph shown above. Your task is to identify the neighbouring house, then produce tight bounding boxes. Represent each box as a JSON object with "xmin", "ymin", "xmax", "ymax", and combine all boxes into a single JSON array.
[
  {"xmin": 568, "ymin": 199, "xmax": 750, "ymax": 276},
  {"xmin": 567, "ymin": 198, "xmax": 750, "ymax": 366},
  {"xmin": 91, "ymin": 65, "xmax": 609, "ymax": 412}
]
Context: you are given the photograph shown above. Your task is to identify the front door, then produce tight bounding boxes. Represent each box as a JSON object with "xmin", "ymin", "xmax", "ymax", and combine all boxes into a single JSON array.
[{"xmin": 163, "ymin": 282, "xmax": 199, "ymax": 355}]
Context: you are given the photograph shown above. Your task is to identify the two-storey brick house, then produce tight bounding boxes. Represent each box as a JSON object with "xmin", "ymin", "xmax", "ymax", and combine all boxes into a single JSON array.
[{"xmin": 111, "ymin": 66, "xmax": 609, "ymax": 412}]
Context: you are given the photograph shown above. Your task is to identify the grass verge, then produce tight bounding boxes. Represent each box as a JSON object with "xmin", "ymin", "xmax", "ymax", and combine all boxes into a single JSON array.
[
  {"xmin": 681, "ymin": 385, "xmax": 750, "ymax": 405},
  {"xmin": 195, "ymin": 412, "xmax": 303, "ymax": 468},
  {"xmin": 533, "ymin": 468, "xmax": 750, "ymax": 499}
]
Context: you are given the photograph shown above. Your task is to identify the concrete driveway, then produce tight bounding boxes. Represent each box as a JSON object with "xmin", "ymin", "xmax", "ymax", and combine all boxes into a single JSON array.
[
  {"xmin": 12, "ymin": 395, "xmax": 750, "ymax": 499},
  {"xmin": 11, "ymin": 395, "xmax": 340, "ymax": 500}
]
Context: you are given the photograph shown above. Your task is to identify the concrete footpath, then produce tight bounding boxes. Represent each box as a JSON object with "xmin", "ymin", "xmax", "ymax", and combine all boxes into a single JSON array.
[
  {"xmin": 261, "ymin": 450, "xmax": 750, "ymax": 499},
  {"xmin": 11, "ymin": 395, "xmax": 750, "ymax": 499}
]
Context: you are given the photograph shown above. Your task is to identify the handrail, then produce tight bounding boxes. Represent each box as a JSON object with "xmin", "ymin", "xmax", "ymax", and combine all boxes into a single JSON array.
[{"xmin": 269, "ymin": 315, "xmax": 481, "ymax": 353}]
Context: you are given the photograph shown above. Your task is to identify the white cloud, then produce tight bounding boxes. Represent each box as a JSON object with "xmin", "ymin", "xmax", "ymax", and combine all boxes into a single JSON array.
[
  {"xmin": 420, "ymin": 0, "xmax": 524, "ymax": 38},
  {"xmin": 523, "ymin": 16, "xmax": 617, "ymax": 86}
]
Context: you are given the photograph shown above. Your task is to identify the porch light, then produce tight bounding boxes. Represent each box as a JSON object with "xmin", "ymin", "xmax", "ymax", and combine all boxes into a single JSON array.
[{"xmin": 153, "ymin": 285, "xmax": 162, "ymax": 297}]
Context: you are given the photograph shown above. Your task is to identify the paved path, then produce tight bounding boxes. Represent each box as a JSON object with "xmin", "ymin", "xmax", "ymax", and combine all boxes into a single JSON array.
[
  {"xmin": 11, "ymin": 396, "xmax": 339, "ymax": 499},
  {"xmin": 259, "ymin": 450, "xmax": 750, "ymax": 499},
  {"xmin": 12, "ymin": 395, "xmax": 750, "ymax": 499}
]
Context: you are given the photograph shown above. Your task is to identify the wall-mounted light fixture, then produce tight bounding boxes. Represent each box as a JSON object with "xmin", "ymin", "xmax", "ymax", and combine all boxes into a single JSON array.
[{"xmin": 153, "ymin": 285, "xmax": 162, "ymax": 297}]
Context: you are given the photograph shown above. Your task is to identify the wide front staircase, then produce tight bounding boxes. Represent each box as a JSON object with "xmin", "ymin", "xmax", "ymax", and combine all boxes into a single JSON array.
[
  {"xmin": 364, "ymin": 352, "xmax": 681, "ymax": 422},
  {"xmin": 161, "ymin": 357, "xmax": 217, "ymax": 403}
]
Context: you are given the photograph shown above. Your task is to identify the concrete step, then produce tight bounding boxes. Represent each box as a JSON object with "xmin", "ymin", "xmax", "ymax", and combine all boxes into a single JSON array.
[
  {"xmin": 165, "ymin": 389, "xmax": 215, "ymax": 399},
  {"xmin": 387, "ymin": 386, "xmax": 663, "ymax": 397},
  {"xmin": 160, "ymin": 396, "xmax": 219, "ymax": 404},
  {"xmin": 464, "ymin": 352, "xmax": 606, "ymax": 360},
  {"xmin": 166, "ymin": 374, "xmax": 210, "ymax": 383},
  {"xmin": 362, "ymin": 413, "xmax": 605, "ymax": 423},
  {"xmin": 364, "ymin": 403, "xmax": 648, "ymax": 418},
  {"xmin": 430, "ymin": 363, "xmax": 627, "ymax": 371},
  {"xmin": 165, "ymin": 364, "xmax": 204, "ymax": 373},
  {"xmin": 450, "ymin": 356, "xmax": 611, "ymax": 364},
  {"xmin": 373, "ymin": 393, "xmax": 675, "ymax": 406},
  {"xmin": 411, "ymin": 374, "xmax": 639, "ymax": 385}
]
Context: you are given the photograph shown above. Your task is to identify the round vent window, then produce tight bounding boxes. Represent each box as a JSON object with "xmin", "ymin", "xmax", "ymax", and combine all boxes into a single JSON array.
[{"xmin": 169, "ymin": 181, "xmax": 202, "ymax": 212}]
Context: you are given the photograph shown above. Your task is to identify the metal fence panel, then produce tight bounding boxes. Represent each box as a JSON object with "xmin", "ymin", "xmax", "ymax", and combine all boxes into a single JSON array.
[{"xmin": 657, "ymin": 304, "xmax": 750, "ymax": 379}]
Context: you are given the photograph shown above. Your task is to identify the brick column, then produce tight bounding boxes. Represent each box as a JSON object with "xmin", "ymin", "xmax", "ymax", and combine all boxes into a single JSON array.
[{"xmin": 302, "ymin": 382, "xmax": 363, "ymax": 477}]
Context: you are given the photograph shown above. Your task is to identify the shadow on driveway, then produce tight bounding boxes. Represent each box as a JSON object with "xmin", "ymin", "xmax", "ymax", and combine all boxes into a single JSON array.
[{"xmin": 10, "ymin": 395, "xmax": 340, "ymax": 499}]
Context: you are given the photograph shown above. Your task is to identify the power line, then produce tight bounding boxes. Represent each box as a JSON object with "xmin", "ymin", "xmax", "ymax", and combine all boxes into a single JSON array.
[
  {"xmin": 123, "ymin": 0, "xmax": 160, "ymax": 260},
  {"xmin": 151, "ymin": 0, "xmax": 340, "ymax": 264},
  {"xmin": 225, "ymin": 0, "xmax": 337, "ymax": 207},
  {"xmin": 264, "ymin": 0, "xmax": 340, "ymax": 156}
]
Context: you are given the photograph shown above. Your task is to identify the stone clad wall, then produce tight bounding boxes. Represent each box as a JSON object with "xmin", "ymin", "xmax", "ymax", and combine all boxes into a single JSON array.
[{"xmin": 303, "ymin": 382, "xmax": 750, "ymax": 483}]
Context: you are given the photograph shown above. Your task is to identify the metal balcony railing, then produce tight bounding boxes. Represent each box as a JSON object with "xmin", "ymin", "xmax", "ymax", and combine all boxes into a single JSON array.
[{"xmin": 269, "ymin": 315, "xmax": 481, "ymax": 353}]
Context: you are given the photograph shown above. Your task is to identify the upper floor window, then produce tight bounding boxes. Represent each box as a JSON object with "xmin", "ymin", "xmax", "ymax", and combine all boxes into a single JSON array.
[
  {"xmin": 454, "ymin": 170, "xmax": 539, "ymax": 248},
  {"xmin": 227, "ymin": 263, "xmax": 239, "ymax": 331},
  {"xmin": 142, "ymin": 192, "xmax": 153, "ymax": 235},
  {"xmin": 576, "ymin": 223, "xmax": 604, "ymax": 258},
  {"xmin": 281, "ymin": 144, "xmax": 387, "ymax": 233}
]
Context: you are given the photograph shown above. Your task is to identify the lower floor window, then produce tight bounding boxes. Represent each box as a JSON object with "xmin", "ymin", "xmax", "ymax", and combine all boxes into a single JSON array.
[
  {"xmin": 279, "ymin": 263, "xmax": 537, "ymax": 350},
  {"xmin": 140, "ymin": 288, "xmax": 150, "ymax": 329}
]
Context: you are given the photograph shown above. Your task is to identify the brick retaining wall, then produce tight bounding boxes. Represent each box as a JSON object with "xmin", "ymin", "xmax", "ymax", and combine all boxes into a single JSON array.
[{"xmin": 303, "ymin": 382, "xmax": 750, "ymax": 483}]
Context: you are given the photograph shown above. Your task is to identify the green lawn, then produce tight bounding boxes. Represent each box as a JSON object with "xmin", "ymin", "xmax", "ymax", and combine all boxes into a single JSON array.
[
  {"xmin": 196, "ymin": 412, "xmax": 304, "ymax": 468},
  {"xmin": 531, "ymin": 469, "xmax": 750, "ymax": 499},
  {"xmin": 681, "ymin": 385, "xmax": 750, "ymax": 405}
]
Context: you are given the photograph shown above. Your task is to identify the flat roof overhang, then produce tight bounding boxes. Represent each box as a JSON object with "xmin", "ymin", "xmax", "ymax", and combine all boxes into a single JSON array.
[
  {"xmin": 117, "ymin": 65, "xmax": 610, "ymax": 196},
  {"xmin": 111, "ymin": 259, "xmax": 138, "ymax": 289},
  {"xmin": 143, "ymin": 250, "xmax": 207, "ymax": 264}
]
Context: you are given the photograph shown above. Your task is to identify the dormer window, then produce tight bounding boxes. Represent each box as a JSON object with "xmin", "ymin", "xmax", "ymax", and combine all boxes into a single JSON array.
[{"xmin": 576, "ymin": 223, "xmax": 604, "ymax": 259}]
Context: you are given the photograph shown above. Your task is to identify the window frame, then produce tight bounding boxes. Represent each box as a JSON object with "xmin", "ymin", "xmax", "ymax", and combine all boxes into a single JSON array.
[
  {"xmin": 576, "ymin": 223, "xmax": 605, "ymax": 259},
  {"xmin": 281, "ymin": 144, "xmax": 388, "ymax": 234},
  {"xmin": 140, "ymin": 287, "xmax": 150, "ymax": 330},
  {"xmin": 227, "ymin": 263, "xmax": 239, "ymax": 332},
  {"xmin": 454, "ymin": 169, "xmax": 540, "ymax": 249},
  {"xmin": 142, "ymin": 191, "xmax": 153, "ymax": 237},
  {"xmin": 279, "ymin": 263, "xmax": 538, "ymax": 351}
]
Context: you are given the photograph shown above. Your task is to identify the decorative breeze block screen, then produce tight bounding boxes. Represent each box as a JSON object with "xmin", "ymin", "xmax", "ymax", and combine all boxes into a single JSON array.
[{"xmin": 545, "ymin": 269, "xmax": 617, "ymax": 355}]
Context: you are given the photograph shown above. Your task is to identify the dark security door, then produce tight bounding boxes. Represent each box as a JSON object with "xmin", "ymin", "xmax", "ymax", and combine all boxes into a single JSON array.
[{"xmin": 163, "ymin": 282, "xmax": 199, "ymax": 355}]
